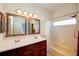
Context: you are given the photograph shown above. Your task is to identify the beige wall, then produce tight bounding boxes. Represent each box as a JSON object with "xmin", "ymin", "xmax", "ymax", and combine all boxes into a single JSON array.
[
  {"xmin": 51, "ymin": 3, "xmax": 78, "ymax": 52},
  {"xmin": 52, "ymin": 3, "xmax": 77, "ymax": 19},
  {"xmin": 0, "ymin": 4, "xmax": 4, "ymax": 12}
]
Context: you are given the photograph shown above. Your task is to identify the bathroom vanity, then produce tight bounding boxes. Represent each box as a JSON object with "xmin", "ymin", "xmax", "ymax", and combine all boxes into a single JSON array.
[
  {"xmin": 0, "ymin": 12, "xmax": 46, "ymax": 56},
  {"xmin": 0, "ymin": 40, "xmax": 46, "ymax": 56}
]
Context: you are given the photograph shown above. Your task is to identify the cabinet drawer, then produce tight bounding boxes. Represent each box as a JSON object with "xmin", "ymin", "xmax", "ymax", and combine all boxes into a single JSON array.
[
  {"xmin": 18, "ymin": 44, "xmax": 36, "ymax": 54},
  {"xmin": 38, "ymin": 40, "xmax": 46, "ymax": 48},
  {"xmin": 41, "ymin": 48, "xmax": 47, "ymax": 56}
]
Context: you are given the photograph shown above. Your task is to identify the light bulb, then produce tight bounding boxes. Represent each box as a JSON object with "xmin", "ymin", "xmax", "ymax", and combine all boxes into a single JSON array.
[
  {"xmin": 16, "ymin": 9, "xmax": 22, "ymax": 14},
  {"xmin": 33, "ymin": 14, "xmax": 37, "ymax": 18},
  {"xmin": 29, "ymin": 13, "xmax": 32, "ymax": 17},
  {"xmin": 23, "ymin": 11, "xmax": 28, "ymax": 15}
]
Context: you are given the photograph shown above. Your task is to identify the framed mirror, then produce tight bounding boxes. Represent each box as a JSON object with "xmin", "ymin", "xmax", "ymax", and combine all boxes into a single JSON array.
[
  {"xmin": 0, "ymin": 12, "xmax": 2, "ymax": 33},
  {"xmin": 6, "ymin": 13, "xmax": 27, "ymax": 36},
  {"xmin": 28, "ymin": 18, "xmax": 40, "ymax": 34}
]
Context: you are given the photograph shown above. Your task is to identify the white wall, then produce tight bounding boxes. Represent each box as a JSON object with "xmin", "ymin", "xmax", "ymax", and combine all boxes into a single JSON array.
[{"xmin": 51, "ymin": 3, "xmax": 78, "ymax": 52}]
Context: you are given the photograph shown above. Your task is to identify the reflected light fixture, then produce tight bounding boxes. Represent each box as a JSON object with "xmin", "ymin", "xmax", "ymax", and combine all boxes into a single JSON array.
[{"xmin": 33, "ymin": 14, "xmax": 37, "ymax": 18}]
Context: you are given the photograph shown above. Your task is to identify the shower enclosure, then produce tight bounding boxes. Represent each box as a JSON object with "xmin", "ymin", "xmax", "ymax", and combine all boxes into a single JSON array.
[{"xmin": 45, "ymin": 3, "xmax": 79, "ymax": 56}]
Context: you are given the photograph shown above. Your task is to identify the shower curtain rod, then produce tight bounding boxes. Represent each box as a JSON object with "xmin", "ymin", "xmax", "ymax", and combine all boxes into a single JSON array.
[{"xmin": 52, "ymin": 11, "xmax": 78, "ymax": 20}]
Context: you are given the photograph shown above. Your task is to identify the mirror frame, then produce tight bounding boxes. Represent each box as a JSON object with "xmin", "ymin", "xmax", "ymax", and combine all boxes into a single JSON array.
[
  {"xmin": 6, "ymin": 13, "xmax": 27, "ymax": 36},
  {"xmin": 0, "ymin": 12, "xmax": 3, "ymax": 33},
  {"xmin": 28, "ymin": 18, "xmax": 40, "ymax": 34}
]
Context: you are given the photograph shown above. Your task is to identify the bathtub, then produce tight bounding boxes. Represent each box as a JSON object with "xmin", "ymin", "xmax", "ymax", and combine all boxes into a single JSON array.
[{"xmin": 47, "ymin": 43, "xmax": 76, "ymax": 56}]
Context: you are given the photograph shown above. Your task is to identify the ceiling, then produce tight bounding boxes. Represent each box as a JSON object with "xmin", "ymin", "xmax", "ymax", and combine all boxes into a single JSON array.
[{"xmin": 35, "ymin": 3, "xmax": 71, "ymax": 12}]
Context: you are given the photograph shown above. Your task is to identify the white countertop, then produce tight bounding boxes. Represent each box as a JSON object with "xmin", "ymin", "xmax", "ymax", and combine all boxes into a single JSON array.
[{"xmin": 0, "ymin": 35, "xmax": 46, "ymax": 52}]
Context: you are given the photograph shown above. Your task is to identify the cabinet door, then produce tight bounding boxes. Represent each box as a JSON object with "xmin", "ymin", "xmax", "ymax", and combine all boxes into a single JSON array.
[
  {"xmin": 38, "ymin": 40, "xmax": 47, "ymax": 56},
  {"xmin": 19, "ymin": 52, "xmax": 30, "ymax": 56},
  {"xmin": 40, "ymin": 47, "xmax": 47, "ymax": 56},
  {"xmin": 33, "ymin": 40, "xmax": 47, "ymax": 56},
  {"xmin": 33, "ymin": 48, "xmax": 41, "ymax": 56}
]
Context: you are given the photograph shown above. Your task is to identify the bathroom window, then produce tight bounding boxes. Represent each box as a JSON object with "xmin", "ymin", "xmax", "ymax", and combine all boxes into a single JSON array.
[{"xmin": 53, "ymin": 18, "xmax": 76, "ymax": 26}]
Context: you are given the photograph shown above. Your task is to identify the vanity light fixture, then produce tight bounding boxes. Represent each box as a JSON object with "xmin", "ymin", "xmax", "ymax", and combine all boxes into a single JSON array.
[{"xmin": 15, "ymin": 9, "xmax": 37, "ymax": 18}]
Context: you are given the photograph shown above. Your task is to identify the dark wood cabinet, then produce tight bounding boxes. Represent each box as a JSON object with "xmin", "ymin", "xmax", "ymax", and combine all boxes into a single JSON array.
[
  {"xmin": 77, "ymin": 31, "xmax": 79, "ymax": 56},
  {"xmin": 0, "ymin": 49, "xmax": 17, "ymax": 56},
  {"xmin": 0, "ymin": 40, "xmax": 46, "ymax": 56}
]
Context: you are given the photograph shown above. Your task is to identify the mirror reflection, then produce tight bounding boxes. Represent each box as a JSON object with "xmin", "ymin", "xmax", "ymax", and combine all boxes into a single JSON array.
[
  {"xmin": 7, "ymin": 13, "xmax": 26, "ymax": 36},
  {"xmin": 28, "ymin": 18, "xmax": 40, "ymax": 34}
]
